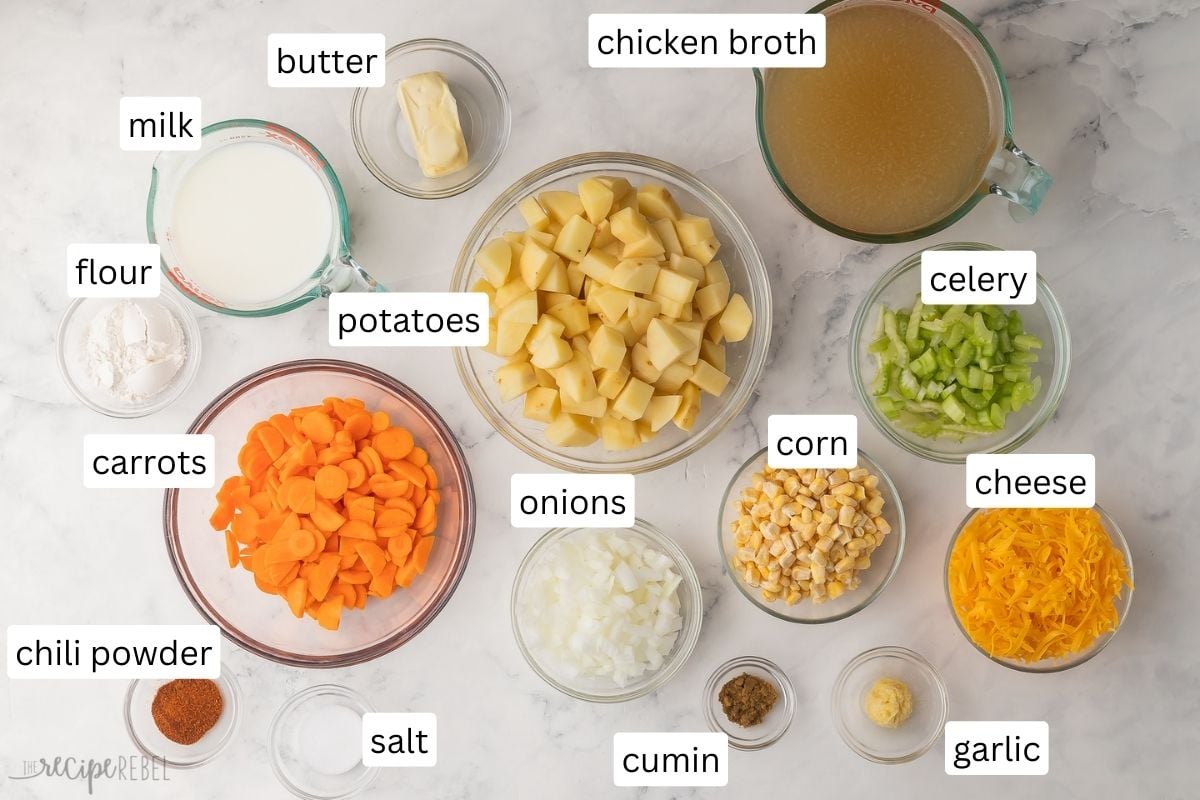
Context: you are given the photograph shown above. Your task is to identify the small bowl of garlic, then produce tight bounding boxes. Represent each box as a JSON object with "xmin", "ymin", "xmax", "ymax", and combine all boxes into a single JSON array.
[{"xmin": 717, "ymin": 447, "xmax": 906, "ymax": 624}]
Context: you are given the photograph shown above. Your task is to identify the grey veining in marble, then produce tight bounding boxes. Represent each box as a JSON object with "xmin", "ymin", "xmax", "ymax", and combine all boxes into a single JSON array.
[{"xmin": 1, "ymin": 0, "xmax": 1197, "ymax": 797}]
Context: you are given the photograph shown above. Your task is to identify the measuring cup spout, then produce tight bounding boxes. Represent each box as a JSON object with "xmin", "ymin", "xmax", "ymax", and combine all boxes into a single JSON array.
[
  {"xmin": 320, "ymin": 254, "xmax": 386, "ymax": 294},
  {"xmin": 986, "ymin": 141, "xmax": 1052, "ymax": 222}
]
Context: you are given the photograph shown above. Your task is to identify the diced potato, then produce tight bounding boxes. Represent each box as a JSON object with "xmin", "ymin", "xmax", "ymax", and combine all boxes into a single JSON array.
[
  {"xmin": 539, "ymin": 260, "xmax": 571, "ymax": 293},
  {"xmin": 600, "ymin": 415, "xmax": 640, "ymax": 450},
  {"xmin": 500, "ymin": 291, "xmax": 538, "ymax": 325},
  {"xmin": 719, "ymin": 293, "xmax": 753, "ymax": 343},
  {"xmin": 675, "ymin": 320, "xmax": 705, "ymax": 366},
  {"xmin": 579, "ymin": 250, "xmax": 618, "ymax": 284},
  {"xmin": 644, "ymin": 395, "xmax": 683, "ymax": 432},
  {"xmin": 655, "ymin": 361, "xmax": 692, "ymax": 393},
  {"xmin": 591, "ymin": 219, "xmax": 616, "ymax": 250},
  {"xmin": 630, "ymin": 342, "xmax": 662, "ymax": 384},
  {"xmin": 597, "ymin": 365, "xmax": 631, "ymax": 399},
  {"xmin": 674, "ymin": 214, "xmax": 715, "ymax": 245},
  {"xmin": 578, "ymin": 178, "xmax": 615, "ymax": 224},
  {"xmin": 550, "ymin": 352, "xmax": 598, "ymax": 403},
  {"xmin": 545, "ymin": 414, "xmax": 598, "ymax": 447},
  {"xmin": 533, "ymin": 365, "xmax": 556, "ymax": 389},
  {"xmin": 652, "ymin": 268, "xmax": 699, "ymax": 305},
  {"xmin": 689, "ymin": 359, "xmax": 731, "ymax": 397},
  {"xmin": 646, "ymin": 317, "xmax": 693, "ymax": 370},
  {"xmin": 475, "ymin": 238, "xmax": 512, "ymax": 286},
  {"xmin": 518, "ymin": 196, "xmax": 550, "ymax": 231},
  {"xmin": 636, "ymin": 420, "xmax": 655, "ymax": 443},
  {"xmin": 526, "ymin": 229, "xmax": 555, "ymax": 248},
  {"xmin": 654, "ymin": 294, "xmax": 689, "ymax": 320},
  {"xmin": 668, "ymin": 254, "xmax": 705, "ymax": 282},
  {"xmin": 683, "ymin": 236, "xmax": 720, "ymax": 265},
  {"xmin": 627, "ymin": 296, "xmax": 661, "ymax": 336},
  {"xmin": 561, "ymin": 393, "xmax": 608, "ymax": 418},
  {"xmin": 609, "ymin": 206, "xmax": 650, "ymax": 243},
  {"xmin": 541, "ymin": 291, "xmax": 576, "ymax": 311},
  {"xmin": 703, "ymin": 259, "xmax": 729, "ymax": 287},
  {"xmin": 519, "ymin": 240, "xmax": 560, "ymax": 290},
  {"xmin": 495, "ymin": 277, "xmax": 532, "ymax": 309},
  {"xmin": 596, "ymin": 176, "xmax": 632, "ymax": 200},
  {"xmin": 700, "ymin": 339, "xmax": 725, "ymax": 371},
  {"xmin": 704, "ymin": 313, "xmax": 725, "ymax": 344},
  {"xmin": 537, "ymin": 191, "xmax": 585, "ymax": 226},
  {"xmin": 553, "ymin": 215, "xmax": 596, "ymax": 263},
  {"xmin": 673, "ymin": 383, "xmax": 701, "ymax": 431},
  {"xmin": 637, "ymin": 184, "xmax": 683, "ymax": 221},
  {"xmin": 593, "ymin": 285, "xmax": 633, "ymax": 326},
  {"xmin": 471, "ymin": 278, "xmax": 497, "ymax": 306},
  {"xmin": 496, "ymin": 320, "xmax": 533, "ymax": 357},
  {"xmin": 482, "ymin": 318, "xmax": 499, "ymax": 355},
  {"xmin": 653, "ymin": 217, "xmax": 683, "ymax": 257},
  {"xmin": 694, "ymin": 280, "xmax": 731, "ymax": 321},
  {"xmin": 612, "ymin": 377, "xmax": 654, "ymax": 420},
  {"xmin": 600, "ymin": 240, "xmax": 624, "ymax": 258},
  {"xmin": 611, "ymin": 259, "xmax": 661, "ymax": 294},
  {"xmin": 546, "ymin": 300, "xmax": 590, "ymax": 337},
  {"xmin": 569, "ymin": 334, "xmax": 594, "ymax": 367},
  {"xmin": 523, "ymin": 386, "xmax": 561, "ymax": 422},
  {"xmin": 530, "ymin": 336, "xmax": 572, "ymax": 369},
  {"xmin": 506, "ymin": 348, "xmax": 531, "ymax": 364},
  {"xmin": 495, "ymin": 361, "xmax": 536, "ymax": 402},
  {"xmin": 621, "ymin": 227, "xmax": 666, "ymax": 259},
  {"xmin": 566, "ymin": 262, "xmax": 585, "ymax": 297},
  {"xmin": 588, "ymin": 325, "xmax": 627, "ymax": 371}
]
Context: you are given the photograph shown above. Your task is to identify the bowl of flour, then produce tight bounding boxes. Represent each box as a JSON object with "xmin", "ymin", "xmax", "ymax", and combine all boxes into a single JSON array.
[{"xmin": 57, "ymin": 294, "xmax": 201, "ymax": 417}]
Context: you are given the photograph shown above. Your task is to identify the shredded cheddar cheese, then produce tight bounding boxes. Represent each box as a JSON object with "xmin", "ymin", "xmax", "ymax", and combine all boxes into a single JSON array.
[{"xmin": 947, "ymin": 508, "xmax": 1132, "ymax": 662}]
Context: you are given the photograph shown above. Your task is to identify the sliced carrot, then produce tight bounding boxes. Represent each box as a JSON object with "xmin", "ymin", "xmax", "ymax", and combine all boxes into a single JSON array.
[
  {"xmin": 285, "ymin": 477, "xmax": 317, "ymax": 514},
  {"xmin": 316, "ymin": 595, "xmax": 344, "ymax": 630},
  {"xmin": 410, "ymin": 485, "xmax": 427, "ymax": 508},
  {"xmin": 371, "ymin": 410, "xmax": 390, "ymax": 433},
  {"xmin": 314, "ymin": 465, "xmax": 349, "ymax": 501},
  {"xmin": 422, "ymin": 464, "xmax": 439, "ymax": 490},
  {"xmin": 344, "ymin": 412, "xmax": 373, "ymax": 440},
  {"xmin": 353, "ymin": 584, "xmax": 367, "ymax": 609},
  {"xmin": 370, "ymin": 563, "xmax": 398, "ymax": 598},
  {"xmin": 414, "ymin": 497, "xmax": 437, "ymax": 529},
  {"xmin": 387, "ymin": 535, "xmax": 413, "ymax": 564},
  {"xmin": 285, "ymin": 578, "xmax": 308, "ymax": 618},
  {"xmin": 391, "ymin": 459, "xmax": 427, "ymax": 488},
  {"xmin": 338, "ymin": 519, "xmax": 376, "ymax": 541},
  {"xmin": 330, "ymin": 398, "xmax": 360, "ymax": 423},
  {"xmin": 411, "ymin": 536, "xmax": 435, "ymax": 574},
  {"xmin": 287, "ymin": 529, "xmax": 317, "ymax": 560},
  {"xmin": 210, "ymin": 503, "xmax": 234, "ymax": 531},
  {"xmin": 406, "ymin": 447, "xmax": 429, "ymax": 468},
  {"xmin": 256, "ymin": 426, "xmax": 286, "ymax": 460},
  {"xmin": 338, "ymin": 568, "xmax": 372, "ymax": 585},
  {"xmin": 378, "ymin": 506, "xmax": 416, "ymax": 528},
  {"xmin": 395, "ymin": 561, "xmax": 420, "ymax": 588},
  {"xmin": 342, "ymin": 458, "xmax": 368, "ymax": 489},
  {"xmin": 300, "ymin": 410, "xmax": 336, "ymax": 444},
  {"xmin": 373, "ymin": 427, "xmax": 414, "ymax": 461},
  {"xmin": 333, "ymin": 581, "xmax": 357, "ymax": 607},
  {"xmin": 224, "ymin": 530, "xmax": 239, "ymax": 568},
  {"xmin": 355, "ymin": 541, "xmax": 388, "ymax": 577},
  {"xmin": 308, "ymin": 553, "xmax": 340, "ymax": 602},
  {"xmin": 358, "ymin": 446, "xmax": 384, "ymax": 475},
  {"xmin": 317, "ymin": 446, "xmax": 355, "ymax": 466}
]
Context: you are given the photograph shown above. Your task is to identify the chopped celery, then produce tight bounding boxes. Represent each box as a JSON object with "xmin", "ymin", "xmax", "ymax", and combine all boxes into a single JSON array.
[{"xmin": 864, "ymin": 295, "xmax": 1045, "ymax": 441}]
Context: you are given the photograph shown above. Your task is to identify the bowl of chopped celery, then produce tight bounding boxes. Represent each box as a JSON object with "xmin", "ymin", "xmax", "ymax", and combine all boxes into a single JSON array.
[{"xmin": 849, "ymin": 243, "xmax": 1070, "ymax": 463}]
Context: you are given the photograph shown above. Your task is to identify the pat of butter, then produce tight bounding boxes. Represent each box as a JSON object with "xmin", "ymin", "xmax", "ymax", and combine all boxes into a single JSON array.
[{"xmin": 397, "ymin": 71, "xmax": 469, "ymax": 178}]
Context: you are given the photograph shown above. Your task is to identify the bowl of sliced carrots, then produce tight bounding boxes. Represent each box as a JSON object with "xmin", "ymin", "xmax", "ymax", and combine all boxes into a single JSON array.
[{"xmin": 164, "ymin": 359, "xmax": 476, "ymax": 668}]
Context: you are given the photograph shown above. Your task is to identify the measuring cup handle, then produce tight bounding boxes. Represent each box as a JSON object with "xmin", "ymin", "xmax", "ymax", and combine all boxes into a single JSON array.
[
  {"xmin": 320, "ymin": 254, "xmax": 386, "ymax": 295},
  {"xmin": 985, "ymin": 140, "xmax": 1053, "ymax": 222}
]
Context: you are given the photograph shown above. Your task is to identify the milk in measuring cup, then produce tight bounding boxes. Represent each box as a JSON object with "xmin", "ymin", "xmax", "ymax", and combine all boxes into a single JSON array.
[{"xmin": 170, "ymin": 142, "xmax": 334, "ymax": 307}]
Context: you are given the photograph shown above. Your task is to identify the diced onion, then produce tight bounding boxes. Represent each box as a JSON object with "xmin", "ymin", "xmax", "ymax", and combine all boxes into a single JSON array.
[{"xmin": 518, "ymin": 531, "xmax": 684, "ymax": 687}]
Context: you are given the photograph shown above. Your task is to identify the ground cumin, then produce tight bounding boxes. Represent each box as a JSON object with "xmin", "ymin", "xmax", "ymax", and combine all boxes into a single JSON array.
[
  {"xmin": 151, "ymin": 679, "xmax": 223, "ymax": 745},
  {"xmin": 719, "ymin": 672, "xmax": 779, "ymax": 727}
]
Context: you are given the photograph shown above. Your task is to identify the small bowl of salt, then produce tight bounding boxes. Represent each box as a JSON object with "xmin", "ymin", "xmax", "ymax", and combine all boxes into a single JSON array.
[
  {"xmin": 269, "ymin": 684, "xmax": 378, "ymax": 799},
  {"xmin": 57, "ymin": 293, "xmax": 200, "ymax": 417}
]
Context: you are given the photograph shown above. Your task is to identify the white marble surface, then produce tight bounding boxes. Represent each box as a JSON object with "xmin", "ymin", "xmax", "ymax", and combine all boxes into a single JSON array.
[{"xmin": 2, "ymin": 0, "xmax": 1197, "ymax": 797}]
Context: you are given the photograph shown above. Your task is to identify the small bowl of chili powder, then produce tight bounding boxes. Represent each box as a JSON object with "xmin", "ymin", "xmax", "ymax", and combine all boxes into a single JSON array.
[
  {"xmin": 124, "ymin": 662, "xmax": 241, "ymax": 768},
  {"xmin": 703, "ymin": 656, "xmax": 795, "ymax": 750}
]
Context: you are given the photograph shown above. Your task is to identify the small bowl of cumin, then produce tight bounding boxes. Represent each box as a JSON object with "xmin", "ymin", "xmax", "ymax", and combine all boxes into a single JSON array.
[
  {"xmin": 703, "ymin": 655, "xmax": 795, "ymax": 750},
  {"xmin": 124, "ymin": 663, "xmax": 241, "ymax": 768}
]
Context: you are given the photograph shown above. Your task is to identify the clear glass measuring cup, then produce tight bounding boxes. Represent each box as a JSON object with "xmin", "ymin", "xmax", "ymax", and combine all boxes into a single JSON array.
[
  {"xmin": 147, "ymin": 119, "xmax": 383, "ymax": 316},
  {"xmin": 753, "ymin": 0, "xmax": 1052, "ymax": 244}
]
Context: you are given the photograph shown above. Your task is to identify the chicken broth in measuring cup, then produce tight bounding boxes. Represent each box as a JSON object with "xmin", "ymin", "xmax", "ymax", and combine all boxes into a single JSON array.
[{"xmin": 761, "ymin": 0, "xmax": 1004, "ymax": 239}]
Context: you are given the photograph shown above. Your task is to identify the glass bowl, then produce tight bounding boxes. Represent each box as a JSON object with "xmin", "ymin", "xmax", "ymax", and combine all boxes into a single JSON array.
[
  {"xmin": 849, "ymin": 242, "xmax": 1070, "ymax": 463},
  {"xmin": 57, "ymin": 293, "xmax": 201, "ymax": 417},
  {"xmin": 511, "ymin": 519, "xmax": 704, "ymax": 702},
  {"xmin": 945, "ymin": 504, "xmax": 1134, "ymax": 673},
  {"xmin": 703, "ymin": 656, "xmax": 795, "ymax": 751},
  {"xmin": 451, "ymin": 152, "xmax": 772, "ymax": 473},
  {"xmin": 124, "ymin": 663, "xmax": 241, "ymax": 769},
  {"xmin": 269, "ymin": 684, "xmax": 377, "ymax": 799},
  {"xmin": 163, "ymin": 359, "xmax": 476, "ymax": 668},
  {"xmin": 832, "ymin": 646, "xmax": 949, "ymax": 764},
  {"xmin": 351, "ymin": 39, "xmax": 509, "ymax": 199},
  {"xmin": 718, "ymin": 447, "xmax": 906, "ymax": 623}
]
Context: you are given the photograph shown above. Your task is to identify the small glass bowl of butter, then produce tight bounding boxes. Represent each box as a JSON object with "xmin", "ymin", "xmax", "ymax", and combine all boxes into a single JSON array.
[{"xmin": 351, "ymin": 38, "xmax": 510, "ymax": 199}]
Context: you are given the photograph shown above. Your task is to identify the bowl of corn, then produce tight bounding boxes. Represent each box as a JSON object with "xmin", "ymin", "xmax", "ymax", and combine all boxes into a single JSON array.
[{"xmin": 717, "ymin": 448, "xmax": 906, "ymax": 623}]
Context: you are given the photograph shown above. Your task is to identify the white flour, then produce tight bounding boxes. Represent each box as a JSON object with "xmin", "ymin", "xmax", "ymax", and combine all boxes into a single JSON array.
[{"xmin": 83, "ymin": 300, "xmax": 186, "ymax": 402}]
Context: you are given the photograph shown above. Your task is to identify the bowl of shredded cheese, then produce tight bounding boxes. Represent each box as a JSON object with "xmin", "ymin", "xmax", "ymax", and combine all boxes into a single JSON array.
[{"xmin": 945, "ymin": 505, "xmax": 1134, "ymax": 672}]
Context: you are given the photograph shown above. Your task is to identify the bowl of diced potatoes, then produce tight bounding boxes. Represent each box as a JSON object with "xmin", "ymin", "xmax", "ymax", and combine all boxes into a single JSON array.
[{"xmin": 451, "ymin": 152, "xmax": 772, "ymax": 473}]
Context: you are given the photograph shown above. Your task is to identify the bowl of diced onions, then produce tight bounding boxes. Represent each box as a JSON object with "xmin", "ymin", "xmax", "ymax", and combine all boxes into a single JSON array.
[
  {"xmin": 717, "ymin": 448, "xmax": 906, "ymax": 624},
  {"xmin": 511, "ymin": 520, "xmax": 703, "ymax": 702}
]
